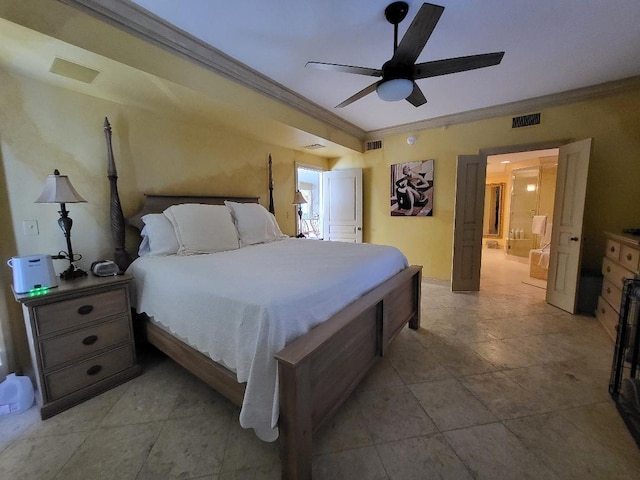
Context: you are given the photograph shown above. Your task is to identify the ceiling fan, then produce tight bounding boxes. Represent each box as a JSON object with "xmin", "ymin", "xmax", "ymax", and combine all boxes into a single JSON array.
[{"xmin": 306, "ymin": 1, "xmax": 505, "ymax": 108}]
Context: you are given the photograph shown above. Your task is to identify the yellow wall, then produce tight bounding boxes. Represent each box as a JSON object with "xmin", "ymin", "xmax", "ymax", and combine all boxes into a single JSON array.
[
  {"xmin": 332, "ymin": 87, "xmax": 640, "ymax": 280},
  {"xmin": 3, "ymin": 67, "xmax": 640, "ymax": 374},
  {"xmin": 0, "ymin": 69, "xmax": 328, "ymax": 373}
]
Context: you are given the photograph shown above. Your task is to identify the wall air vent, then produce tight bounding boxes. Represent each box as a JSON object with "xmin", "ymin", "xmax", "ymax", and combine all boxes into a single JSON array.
[
  {"xmin": 512, "ymin": 113, "xmax": 541, "ymax": 128},
  {"xmin": 49, "ymin": 57, "xmax": 100, "ymax": 84},
  {"xmin": 365, "ymin": 139, "xmax": 383, "ymax": 151},
  {"xmin": 303, "ymin": 143, "xmax": 325, "ymax": 150}
]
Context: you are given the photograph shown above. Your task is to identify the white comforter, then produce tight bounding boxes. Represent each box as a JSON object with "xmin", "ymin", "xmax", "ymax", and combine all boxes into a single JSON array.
[{"xmin": 127, "ymin": 238, "xmax": 408, "ymax": 441}]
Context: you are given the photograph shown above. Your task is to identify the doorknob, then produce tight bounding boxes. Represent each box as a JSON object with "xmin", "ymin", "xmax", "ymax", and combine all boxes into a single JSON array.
[{"xmin": 570, "ymin": 237, "xmax": 579, "ymax": 241}]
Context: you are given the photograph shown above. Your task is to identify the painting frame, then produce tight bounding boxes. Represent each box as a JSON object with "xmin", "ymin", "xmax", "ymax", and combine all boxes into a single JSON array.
[{"xmin": 390, "ymin": 159, "xmax": 434, "ymax": 216}]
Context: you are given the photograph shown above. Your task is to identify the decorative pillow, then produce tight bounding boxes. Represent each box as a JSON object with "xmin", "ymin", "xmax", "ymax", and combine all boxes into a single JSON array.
[
  {"xmin": 163, "ymin": 203, "xmax": 239, "ymax": 255},
  {"xmin": 139, "ymin": 213, "xmax": 180, "ymax": 256},
  {"xmin": 225, "ymin": 201, "xmax": 287, "ymax": 247},
  {"xmin": 138, "ymin": 226, "xmax": 152, "ymax": 257}
]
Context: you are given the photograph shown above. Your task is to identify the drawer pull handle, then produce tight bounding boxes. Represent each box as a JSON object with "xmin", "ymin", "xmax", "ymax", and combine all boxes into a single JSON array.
[
  {"xmin": 606, "ymin": 287, "xmax": 611, "ymax": 294},
  {"xmin": 86, "ymin": 365, "xmax": 102, "ymax": 376},
  {"xmin": 606, "ymin": 267, "xmax": 611, "ymax": 273},
  {"xmin": 627, "ymin": 254, "xmax": 633, "ymax": 261},
  {"xmin": 610, "ymin": 246, "xmax": 616, "ymax": 252},
  {"xmin": 82, "ymin": 335, "xmax": 98, "ymax": 346},
  {"xmin": 601, "ymin": 308, "xmax": 606, "ymax": 314},
  {"xmin": 77, "ymin": 305, "xmax": 94, "ymax": 315}
]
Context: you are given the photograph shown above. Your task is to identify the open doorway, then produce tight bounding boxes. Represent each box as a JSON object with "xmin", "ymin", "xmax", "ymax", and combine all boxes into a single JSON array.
[
  {"xmin": 482, "ymin": 148, "xmax": 559, "ymax": 291},
  {"xmin": 295, "ymin": 164, "xmax": 324, "ymax": 239}
]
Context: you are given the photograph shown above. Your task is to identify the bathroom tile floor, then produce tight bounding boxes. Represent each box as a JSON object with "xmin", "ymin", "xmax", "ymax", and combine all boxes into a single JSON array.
[{"xmin": 2, "ymin": 247, "xmax": 640, "ymax": 479}]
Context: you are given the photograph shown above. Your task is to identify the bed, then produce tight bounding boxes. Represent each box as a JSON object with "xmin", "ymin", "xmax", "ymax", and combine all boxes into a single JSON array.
[{"xmin": 104, "ymin": 120, "xmax": 422, "ymax": 479}]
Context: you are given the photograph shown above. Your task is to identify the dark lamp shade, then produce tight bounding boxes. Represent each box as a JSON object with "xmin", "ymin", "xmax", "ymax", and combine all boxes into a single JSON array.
[{"xmin": 35, "ymin": 173, "xmax": 86, "ymax": 204}]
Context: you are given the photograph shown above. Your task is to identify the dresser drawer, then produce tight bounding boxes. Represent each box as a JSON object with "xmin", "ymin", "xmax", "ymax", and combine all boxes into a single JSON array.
[
  {"xmin": 40, "ymin": 316, "xmax": 132, "ymax": 371},
  {"xmin": 619, "ymin": 244, "xmax": 640, "ymax": 273},
  {"xmin": 605, "ymin": 239, "xmax": 621, "ymax": 261},
  {"xmin": 596, "ymin": 296, "xmax": 618, "ymax": 341},
  {"xmin": 602, "ymin": 257, "xmax": 636, "ymax": 288},
  {"xmin": 45, "ymin": 344, "xmax": 134, "ymax": 401},
  {"xmin": 34, "ymin": 289, "xmax": 128, "ymax": 336},
  {"xmin": 601, "ymin": 278, "xmax": 622, "ymax": 313}
]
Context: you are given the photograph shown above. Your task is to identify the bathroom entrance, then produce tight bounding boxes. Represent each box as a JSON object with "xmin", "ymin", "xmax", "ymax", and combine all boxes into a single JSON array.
[{"xmin": 482, "ymin": 149, "xmax": 559, "ymax": 289}]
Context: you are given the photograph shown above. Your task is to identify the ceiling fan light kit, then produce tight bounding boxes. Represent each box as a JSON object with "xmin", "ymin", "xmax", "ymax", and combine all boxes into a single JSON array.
[
  {"xmin": 377, "ymin": 78, "xmax": 414, "ymax": 101},
  {"xmin": 306, "ymin": 2, "xmax": 504, "ymax": 108}
]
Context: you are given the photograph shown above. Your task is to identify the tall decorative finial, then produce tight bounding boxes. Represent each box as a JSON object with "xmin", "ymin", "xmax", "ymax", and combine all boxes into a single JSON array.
[{"xmin": 268, "ymin": 154, "xmax": 275, "ymax": 215}]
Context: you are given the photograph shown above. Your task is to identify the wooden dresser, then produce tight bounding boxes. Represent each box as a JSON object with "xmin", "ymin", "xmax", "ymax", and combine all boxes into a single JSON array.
[
  {"xmin": 14, "ymin": 274, "xmax": 141, "ymax": 419},
  {"xmin": 596, "ymin": 232, "xmax": 640, "ymax": 340}
]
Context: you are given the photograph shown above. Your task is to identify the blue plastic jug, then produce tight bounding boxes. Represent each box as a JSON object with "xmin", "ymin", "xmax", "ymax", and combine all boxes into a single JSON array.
[{"xmin": 0, "ymin": 373, "xmax": 35, "ymax": 414}]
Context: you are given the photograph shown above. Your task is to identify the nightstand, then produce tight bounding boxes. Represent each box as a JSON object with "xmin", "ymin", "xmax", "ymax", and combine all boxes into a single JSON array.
[{"xmin": 14, "ymin": 274, "xmax": 142, "ymax": 419}]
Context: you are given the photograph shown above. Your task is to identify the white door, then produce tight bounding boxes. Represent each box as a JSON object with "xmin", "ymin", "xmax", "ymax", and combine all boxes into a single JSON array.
[
  {"xmin": 546, "ymin": 138, "xmax": 592, "ymax": 313},
  {"xmin": 322, "ymin": 168, "xmax": 363, "ymax": 242},
  {"xmin": 452, "ymin": 155, "xmax": 487, "ymax": 291}
]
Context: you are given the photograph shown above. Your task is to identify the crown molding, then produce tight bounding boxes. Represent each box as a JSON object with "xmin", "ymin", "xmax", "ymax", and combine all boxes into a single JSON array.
[
  {"xmin": 366, "ymin": 76, "xmax": 640, "ymax": 139},
  {"xmin": 57, "ymin": 0, "xmax": 366, "ymax": 140}
]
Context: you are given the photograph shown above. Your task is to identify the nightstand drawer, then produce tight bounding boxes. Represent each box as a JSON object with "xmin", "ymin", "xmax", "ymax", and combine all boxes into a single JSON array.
[
  {"xmin": 34, "ymin": 289, "xmax": 128, "ymax": 336},
  {"xmin": 601, "ymin": 278, "xmax": 622, "ymax": 313},
  {"xmin": 619, "ymin": 244, "xmax": 640, "ymax": 273},
  {"xmin": 46, "ymin": 344, "xmax": 134, "ymax": 401},
  {"xmin": 605, "ymin": 239, "xmax": 621, "ymax": 261},
  {"xmin": 602, "ymin": 257, "xmax": 635, "ymax": 287},
  {"xmin": 40, "ymin": 316, "xmax": 132, "ymax": 370}
]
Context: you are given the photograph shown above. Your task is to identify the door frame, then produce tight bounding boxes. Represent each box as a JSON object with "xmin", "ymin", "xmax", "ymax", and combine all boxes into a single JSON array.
[{"xmin": 452, "ymin": 139, "xmax": 571, "ymax": 291}]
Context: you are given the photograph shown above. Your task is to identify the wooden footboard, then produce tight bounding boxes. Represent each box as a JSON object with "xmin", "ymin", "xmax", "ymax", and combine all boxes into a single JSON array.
[
  {"xmin": 275, "ymin": 265, "xmax": 422, "ymax": 479},
  {"xmin": 137, "ymin": 265, "xmax": 421, "ymax": 480}
]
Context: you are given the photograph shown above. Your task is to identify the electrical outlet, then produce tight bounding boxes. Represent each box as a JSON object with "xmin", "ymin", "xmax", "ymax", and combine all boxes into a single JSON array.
[{"xmin": 23, "ymin": 220, "xmax": 39, "ymax": 236}]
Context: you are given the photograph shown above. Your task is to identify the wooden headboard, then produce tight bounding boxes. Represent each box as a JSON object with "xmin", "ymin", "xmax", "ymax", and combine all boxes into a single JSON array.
[{"xmin": 104, "ymin": 118, "xmax": 263, "ymax": 271}]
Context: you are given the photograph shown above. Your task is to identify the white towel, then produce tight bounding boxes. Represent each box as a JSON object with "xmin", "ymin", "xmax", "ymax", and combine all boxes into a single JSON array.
[
  {"xmin": 541, "ymin": 222, "xmax": 552, "ymax": 249},
  {"xmin": 538, "ymin": 251, "xmax": 550, "ymax": 269},
  {"xmin": 532, "ymin": 215, "xmax": 547, "ymax": 235}
]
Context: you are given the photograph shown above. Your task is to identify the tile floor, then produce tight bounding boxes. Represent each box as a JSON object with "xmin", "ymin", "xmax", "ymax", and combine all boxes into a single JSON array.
[{"xmin": 2, "ymin": 248, "xmax": 640, "ymax": 479}]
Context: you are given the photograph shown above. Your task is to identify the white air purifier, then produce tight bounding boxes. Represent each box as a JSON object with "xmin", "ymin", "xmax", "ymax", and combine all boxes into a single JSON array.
[{"xmin": 7, "ymin": 254, "xmax": 58, "ymax": 294}]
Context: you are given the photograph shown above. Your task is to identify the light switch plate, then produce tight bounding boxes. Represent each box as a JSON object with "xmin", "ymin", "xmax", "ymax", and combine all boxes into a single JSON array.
[{"xmin": 23, "ymin": 220, "xmax": 39, "ymax": 236}]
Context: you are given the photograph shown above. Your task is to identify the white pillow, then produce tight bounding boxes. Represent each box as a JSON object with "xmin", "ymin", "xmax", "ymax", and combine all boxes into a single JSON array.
[
  {"xmin": 139, "ymin": 213, "xmax": 179, "ymax": 256},
  {"xmin": 225, "ymin": 201, "xmax": 287, "ymax": 247},
  {"xmin": 163, "ymin": 204, "xmax": 239, "ymax": 255}
]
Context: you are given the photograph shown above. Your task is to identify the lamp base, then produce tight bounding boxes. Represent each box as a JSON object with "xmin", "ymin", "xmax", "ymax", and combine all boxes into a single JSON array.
[{"xmin": 60, "ymin": 265, "xmax": 87, "ymax": 280}]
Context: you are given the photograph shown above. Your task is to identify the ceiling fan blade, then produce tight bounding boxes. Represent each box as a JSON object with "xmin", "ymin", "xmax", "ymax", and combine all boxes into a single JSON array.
[
  {"xmin": 335, "ymin": 82, "xmax": 379, "ymax": 108},
  {"xmin": 391, "ymin": 3, "xmax": 444, "ymax": 66},
  {"xmin": 406, "ymin": 83, "xmax": 427, "ymax": 107},
  {"xmin": 413, "ymin": 52, "xmax": 505, "ymax": 79},
  {"xmin": 306, "ymin": 62, "xmax": 382, "ymax": 77}
]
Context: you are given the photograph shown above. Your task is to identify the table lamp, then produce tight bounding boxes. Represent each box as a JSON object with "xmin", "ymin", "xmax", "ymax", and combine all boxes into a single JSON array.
[
  {"xmin": 293, "ymin": 190, "xmax": 307, "ymax": 238},
  {"xmin": 35, "ymin": 169, "xmax": 87, "ymax": 280}
]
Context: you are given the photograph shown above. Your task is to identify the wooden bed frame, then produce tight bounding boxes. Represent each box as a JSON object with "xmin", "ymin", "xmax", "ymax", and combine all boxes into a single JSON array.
[{"xmin": 104, "ymin": 119, "xmax": 422, "ymax": 479}]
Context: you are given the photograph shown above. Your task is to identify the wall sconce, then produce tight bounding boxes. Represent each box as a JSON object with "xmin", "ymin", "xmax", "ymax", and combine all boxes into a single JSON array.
[
  {"xmin": 292, "ymin": 190, "xmax": 307, "ymax": 238},
  {"xmin": 35, "ymin": 169, "xmax": 87, "ymax": 280}
]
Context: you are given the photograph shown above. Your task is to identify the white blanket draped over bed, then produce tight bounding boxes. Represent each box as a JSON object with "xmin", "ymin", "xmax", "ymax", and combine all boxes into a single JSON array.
[{"xmin": 126, "ymin": 238, "xmax": 408, "ymax": 441}]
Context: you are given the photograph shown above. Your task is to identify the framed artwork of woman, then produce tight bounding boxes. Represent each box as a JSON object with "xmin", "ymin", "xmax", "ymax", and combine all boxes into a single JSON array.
[{"xmin": 390, "ymin": 160, "xmax": 434, "ymax": 216}]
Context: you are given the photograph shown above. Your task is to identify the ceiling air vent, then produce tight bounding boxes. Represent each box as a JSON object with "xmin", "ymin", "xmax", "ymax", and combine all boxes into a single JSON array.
[
  {"xmin": 49, "ymin": 57, "xmax": 100, "ymax": 84},
  {"xmin": 512, "ymin": 113, "xmax": 541, "ymax": 129},
  {"xmin": 303, "ymin": 144, "xmax": 325, "ymax": 150},
  {"xmin": 366, "ymin": 139, "xmax": 383, "ymax": 151}
]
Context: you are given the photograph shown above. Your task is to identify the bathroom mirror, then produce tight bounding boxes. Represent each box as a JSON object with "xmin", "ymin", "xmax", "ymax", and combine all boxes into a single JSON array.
[{"xmin": 483, "ymin": 183, "xmax": 504, "ymax": 237}]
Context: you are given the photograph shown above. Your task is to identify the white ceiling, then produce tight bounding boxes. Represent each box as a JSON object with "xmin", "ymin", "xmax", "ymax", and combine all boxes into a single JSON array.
[{"xmin": 127, "ymin": 0, "xmax": 640, "ymax": 132}]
